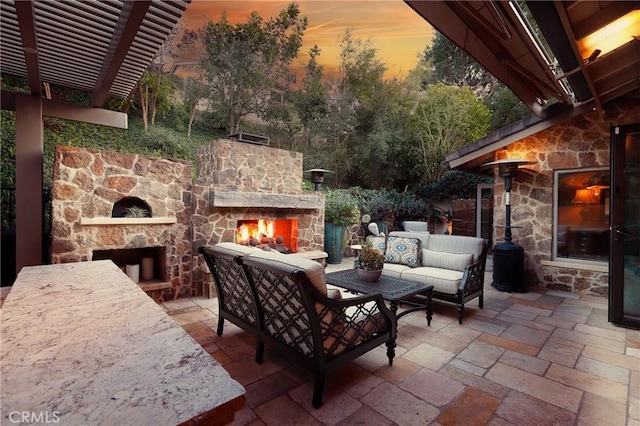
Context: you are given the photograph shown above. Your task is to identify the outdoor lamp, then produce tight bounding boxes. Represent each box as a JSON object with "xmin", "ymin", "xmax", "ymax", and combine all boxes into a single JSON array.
[
  {"xmin": 482, "ymin": 158, "xmax": 535, "ymax": 293},
  {"xmin": 304, "ymin": 169, "xmax": 333, "ymax": 191}
]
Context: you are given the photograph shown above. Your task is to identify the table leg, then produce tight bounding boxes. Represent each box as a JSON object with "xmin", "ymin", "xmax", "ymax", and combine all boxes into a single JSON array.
[
  {"xmin": 389, "ymin": 300, "xmax": 399, "ymax": 317},
  {"xmin": 426, "ymin": 289, "xmax": 433, "ymax": 326}
]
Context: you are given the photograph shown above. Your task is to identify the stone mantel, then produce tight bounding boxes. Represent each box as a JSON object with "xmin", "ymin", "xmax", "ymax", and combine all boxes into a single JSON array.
[
  {"xmin": 209, "ymin": 190, "xmax": 324, "ymax": 210},
  {"xmin": 80, "ymin": 217, "xmax": 178, "ymax": 226}
]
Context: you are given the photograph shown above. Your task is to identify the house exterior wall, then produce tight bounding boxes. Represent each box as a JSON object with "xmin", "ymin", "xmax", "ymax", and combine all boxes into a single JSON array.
[{"xmin": 492, "ymin": 96, "xmax": 639, "ymax": 297}]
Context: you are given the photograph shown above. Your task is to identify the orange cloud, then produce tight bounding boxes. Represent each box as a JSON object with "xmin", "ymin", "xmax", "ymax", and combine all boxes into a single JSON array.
[{"xmin": 181, "ymin": 0, "xmax": 434, "ymax": 79}]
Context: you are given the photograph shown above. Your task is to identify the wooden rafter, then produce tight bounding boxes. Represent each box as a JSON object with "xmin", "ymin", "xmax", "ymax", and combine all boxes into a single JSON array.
[
  {"xmin": 14, "ymin": 0, "xmax": 41, "ymax": 95},
  {"xmin": 553, "ymin": 1, "xmax": 603, "ymax": 115},
  {"xmin": 91, "ymin": 0, "xmax": 152, "ymax": 107}
]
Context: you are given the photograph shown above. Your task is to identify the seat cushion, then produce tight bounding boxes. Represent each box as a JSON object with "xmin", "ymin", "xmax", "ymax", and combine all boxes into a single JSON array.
[
  {"xmin": 382, "ymin": 262, "xmax": 412, "ymax": 278},
  {"xmin": 422, "ymin": 249, "xmax": 473, "ymax": 272},
  {"xmin": 400, "ymin": 267, "xmax": 464, "ymax": 294},
  {"xmin": 247, "ymin": 249, "xmax": 327, "ymax": 296},
  {"xmin": 385, "ymin": 236, "xmax": 421, "ymax": 267}
]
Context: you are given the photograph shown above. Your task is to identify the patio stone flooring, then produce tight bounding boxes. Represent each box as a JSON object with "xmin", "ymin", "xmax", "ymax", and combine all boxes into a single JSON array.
[
  {"xmin": 3, "ymin": 257, "xmax": 636, "ymax": 425},
  {"xmin": 163, "ymin": 257, "xmax": 640, "ymax": 426}
]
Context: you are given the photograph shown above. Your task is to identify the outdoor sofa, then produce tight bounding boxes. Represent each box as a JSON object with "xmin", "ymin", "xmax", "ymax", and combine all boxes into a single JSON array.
[
  {"xmin": 199, "ymin": 243, "xmax": 396, "ymax": 408},
  {"xmin": 366, "ymin": 228, "xmax": 488, "ymax": 324}
]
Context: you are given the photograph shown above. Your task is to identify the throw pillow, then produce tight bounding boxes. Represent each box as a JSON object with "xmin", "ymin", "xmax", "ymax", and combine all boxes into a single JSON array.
[
  {"xmin": 366, "ymin": 236, "xmax": 387, "ymax": 254},
  {"xmin": 422, "ymin": 249, "xmax": 473, "ymax": 271},
  {"xmin": 385, "ymin": 236, "xmax": 421, "ymax": 268}
]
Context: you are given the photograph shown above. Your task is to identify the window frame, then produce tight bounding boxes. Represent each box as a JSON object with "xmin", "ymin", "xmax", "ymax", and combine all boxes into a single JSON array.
[{"xmin": 553, "ymin": 166, "xmax": 610, "ymax": 265}]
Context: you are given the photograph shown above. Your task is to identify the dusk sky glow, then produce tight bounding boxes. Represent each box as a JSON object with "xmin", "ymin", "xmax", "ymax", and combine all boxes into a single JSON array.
[{"xmin": 182, "ymin": 0, "xmax": 435, "ymax": 79}]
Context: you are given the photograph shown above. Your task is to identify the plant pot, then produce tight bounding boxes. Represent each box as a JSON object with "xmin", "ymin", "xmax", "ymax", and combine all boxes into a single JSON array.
[
  {"xmin": 324, "ymin": 222, "xmax": 345, "ymax": 264},
  {"xmin": 356, "ymin": 268, "xmax": 382, "ymax": 282}
]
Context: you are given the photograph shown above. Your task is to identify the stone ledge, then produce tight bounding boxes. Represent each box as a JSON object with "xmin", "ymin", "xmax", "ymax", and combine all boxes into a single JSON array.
[
  {"xmin": 209, "ymin": 190, "xmax": 323, "ymax": 209},
  {"xmin": 80, "ymin": 217, "xmax": 177, "ymax": 226},
  {"xmin": 540, "ymin": 259, "xmax": 608, "ymax": 273}
]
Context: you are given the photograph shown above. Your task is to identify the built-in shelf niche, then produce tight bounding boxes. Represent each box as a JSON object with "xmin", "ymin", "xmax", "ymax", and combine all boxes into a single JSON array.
[{"xmin": 93, "ymin": 247, "xmax": 167, "ymax": 283}]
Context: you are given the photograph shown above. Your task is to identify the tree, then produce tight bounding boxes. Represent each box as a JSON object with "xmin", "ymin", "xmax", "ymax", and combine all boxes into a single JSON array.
[
  {"xmin": 409, "ymin": 83, "xmax": 490, "ymax": 184},
  {"xmin": 420, "ymin": 31, "xmax": 495, "ymax": 94},
  {"xmin": 135, "ymin": 71, "xmax": 175, "ymax": 132},
  {"xmin": 418, "ymin": 31, "xmax": 530, "ymax": 131},
  {"xmin": 200, "ymin": 3, "xmax": 308, "ymax": 133},
  {"xmin": 337, "ymin": 30, "xmax": 386, "ymax": 99},
  {"xmin": 292, "ymin": 46, "xmax": 328, "ymax": 149},
  {"xmin": 184, "ymin": 77, "xmax": 209, "ymax": 139}
]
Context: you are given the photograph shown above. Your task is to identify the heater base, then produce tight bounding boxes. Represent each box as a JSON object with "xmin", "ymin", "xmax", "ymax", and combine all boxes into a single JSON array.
[{"xmin": 492, "ymin": 241, "xmax": 526, "ymax": 293}]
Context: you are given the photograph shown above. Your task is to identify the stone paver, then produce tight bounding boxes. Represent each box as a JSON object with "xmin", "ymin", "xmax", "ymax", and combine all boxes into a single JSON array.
[{"xmin": 162, "ymin": 265, "xmax": 638, "ymax": 426}]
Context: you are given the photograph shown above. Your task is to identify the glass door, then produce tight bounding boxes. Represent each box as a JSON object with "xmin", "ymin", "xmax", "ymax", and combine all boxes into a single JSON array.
[{"xmin": 609, "ymin": 123, "xmax": 640, "ymax": 329}]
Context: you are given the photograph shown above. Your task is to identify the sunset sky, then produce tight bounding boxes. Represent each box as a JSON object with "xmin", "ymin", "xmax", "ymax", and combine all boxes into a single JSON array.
[{"xmin": 181, "ymin": 0, "xmax": 435, "ymax": 79}]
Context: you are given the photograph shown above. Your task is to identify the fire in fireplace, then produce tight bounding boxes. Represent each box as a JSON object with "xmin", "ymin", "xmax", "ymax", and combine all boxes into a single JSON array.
[{"xmin": 237, "ymin": 219, "xmax": 298, "ymax": 253}]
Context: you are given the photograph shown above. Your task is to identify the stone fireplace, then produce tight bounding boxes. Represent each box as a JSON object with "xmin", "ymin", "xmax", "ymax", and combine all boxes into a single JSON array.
[
  {"xmin": 191, "ymin": 139, "xmax": 325, "ymax": 295},
  {"xmin": 50, "ymin": 146, "xmax": 193, "ymax": 301}
]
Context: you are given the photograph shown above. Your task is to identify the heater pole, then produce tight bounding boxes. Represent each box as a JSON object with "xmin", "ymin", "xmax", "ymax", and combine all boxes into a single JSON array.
[{"xmin": 504, "ymin": 175, "xmax": 512, "ymax": 243}]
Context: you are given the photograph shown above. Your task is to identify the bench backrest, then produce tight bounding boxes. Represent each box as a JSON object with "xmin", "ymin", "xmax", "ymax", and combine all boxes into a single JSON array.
[
  {"xmin": 198, "ymin": 243, "xmax": 258, "ymax": 330},
  {"xmin": 239, "ymin": 250, "xmax": 324, "ymax": 357}
]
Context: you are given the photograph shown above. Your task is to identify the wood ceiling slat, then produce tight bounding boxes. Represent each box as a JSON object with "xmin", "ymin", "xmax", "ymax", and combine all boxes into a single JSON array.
[{"xmin": 0, "ymin": 0, "xmax": 190, "ymax": 105}]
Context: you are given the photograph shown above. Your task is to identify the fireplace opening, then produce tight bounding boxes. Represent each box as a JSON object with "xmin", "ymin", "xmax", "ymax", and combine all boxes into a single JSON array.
[
  {"xmin": 112, "ymin": 197, "xmax": 152, "ymax": 218},
  {"xmin": 93, "ymin": 247, "xmax": 167, "ymax": 283},
  {"xmin": 237, "ymin": 219, "xmax": 298, "ymax": 253}
]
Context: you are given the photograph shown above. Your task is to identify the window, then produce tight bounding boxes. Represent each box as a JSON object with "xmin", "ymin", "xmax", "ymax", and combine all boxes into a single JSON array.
[{"xmin": 554, "ymin": 168, "xmax": 610, "ymax": 262}]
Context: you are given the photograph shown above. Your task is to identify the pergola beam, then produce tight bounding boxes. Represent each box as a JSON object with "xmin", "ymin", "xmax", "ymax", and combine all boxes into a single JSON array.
[
  {"xmin": 14, "ymin": 0, "xmax": 41, "ymax": 95},
  {"xmin": 91, "ymin": 1, "xmax": 152, "ymax": 107}
]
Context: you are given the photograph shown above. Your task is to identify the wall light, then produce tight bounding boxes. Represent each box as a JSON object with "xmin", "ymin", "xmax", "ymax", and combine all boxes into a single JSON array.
[{"xmin": 577, "ymin": 10, "xmax": 640, "ymax": 60}]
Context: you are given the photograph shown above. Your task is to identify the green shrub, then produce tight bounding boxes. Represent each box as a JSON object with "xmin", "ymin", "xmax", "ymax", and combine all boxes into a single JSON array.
[{"xmin": 324, "ymin": 189, "xmax": 360, "ymax": 226}]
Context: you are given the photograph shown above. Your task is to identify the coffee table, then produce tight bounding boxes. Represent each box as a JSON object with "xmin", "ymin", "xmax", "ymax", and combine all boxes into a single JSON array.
[{"xmin": 325, "ymin": 269, "xmax": 433, "ymax": 326}]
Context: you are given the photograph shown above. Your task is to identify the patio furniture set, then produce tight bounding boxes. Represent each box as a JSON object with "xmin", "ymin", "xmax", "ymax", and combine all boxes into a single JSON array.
[{"xmin": 198, "ymin": 231, "xmax": 488, "ymax": 408}]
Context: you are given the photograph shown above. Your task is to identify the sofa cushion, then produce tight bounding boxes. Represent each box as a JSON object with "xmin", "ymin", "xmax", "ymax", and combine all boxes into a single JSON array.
[
  {"xmin": 247, "ymin": 249, "xmax": 327, "ymax": 296},
  {"xmin": 382, "ymin": 262, "xmax": 412, "ymax": 278},
  {"xmin": 366, "ymin": 236, "xmax": 387, "ymax": 254},
  {"xmin": 400, "ymin": 267, "xmax": 464, "ymax": 294},
  {"xmin": 422, "ymin": 249, "xmax": 473, "ymax": 272},
  {"xmin": 427, "ymin": 234, "xmax": 484, "ymax": 261},
  {"xmin": 385, "ymin": 236, "xmax": 421, "ymax": 267}
]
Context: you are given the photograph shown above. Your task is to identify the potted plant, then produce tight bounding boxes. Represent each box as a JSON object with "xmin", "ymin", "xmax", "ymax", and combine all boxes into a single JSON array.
[
  {"xmin": 324, "ymin": 189, "xmax": 360, "ymax": 264},
  {"xmin": 354, "ymin": 243, "xmax": 385, "ymax": 282}
]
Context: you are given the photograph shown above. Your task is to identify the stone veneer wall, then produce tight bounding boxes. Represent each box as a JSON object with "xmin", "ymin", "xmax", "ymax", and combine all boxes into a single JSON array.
[
  {"xmin": 51, "ymin": 146, "xmax": 193, "ymax": 298},
  {"xmin": 492, "ymin": 96, "xmax": 639, "ymax": 296},
  {"xmin": 191, "ymin": 139, "xmax": 325, "ymax": 294}
]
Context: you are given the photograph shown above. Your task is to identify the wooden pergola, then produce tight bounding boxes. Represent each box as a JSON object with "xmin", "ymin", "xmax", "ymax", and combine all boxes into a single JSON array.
[{"xmin": 0, "ymin": 0, "xmax": 190, "ymax": 274}]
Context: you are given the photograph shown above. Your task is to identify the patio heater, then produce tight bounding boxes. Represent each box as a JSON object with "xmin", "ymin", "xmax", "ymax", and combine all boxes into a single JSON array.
[
  {"xmin": 483, "ymin": 159, "xmax": 534, "ymax": 293},
  {"xmin": 304, "ymin": 169, "xmax": 333, "ymax": 191}
]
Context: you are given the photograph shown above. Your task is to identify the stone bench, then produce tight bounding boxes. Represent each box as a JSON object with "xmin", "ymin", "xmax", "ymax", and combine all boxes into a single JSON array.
[
  {"xmin": 1, "ymin": 260, "xmax": 245, "ymax": 425},
  {"xmin": 290, "ymin": 250, "xmax": 328, "ymax": 264}
]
